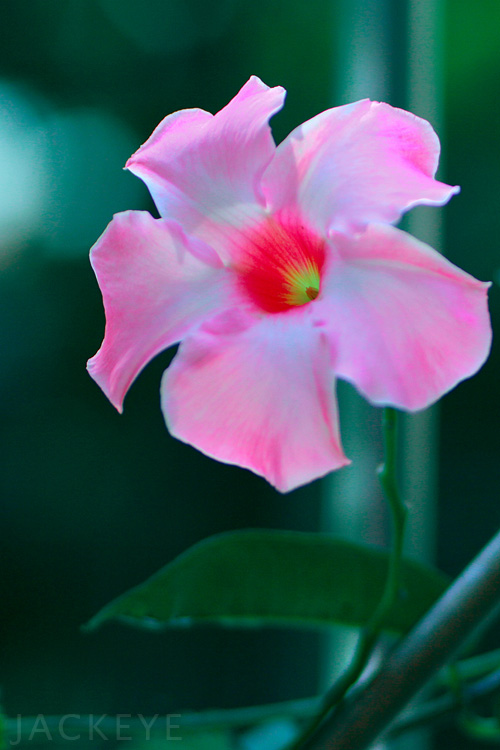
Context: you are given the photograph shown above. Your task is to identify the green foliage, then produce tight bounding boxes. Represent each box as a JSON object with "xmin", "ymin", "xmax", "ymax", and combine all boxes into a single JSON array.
[
  {"xmin": 84, "ymin": 530, "xmax": 448, "ymax": 634},
  {"xmin": 130, "ymin": 729, "xmax": 232, "ymax": 750}
]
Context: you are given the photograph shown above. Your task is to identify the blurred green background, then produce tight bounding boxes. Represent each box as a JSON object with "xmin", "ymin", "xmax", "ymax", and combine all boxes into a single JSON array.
[{"xmin": 1, "ymin": 1, "xmax": 499, "ymax": 748}]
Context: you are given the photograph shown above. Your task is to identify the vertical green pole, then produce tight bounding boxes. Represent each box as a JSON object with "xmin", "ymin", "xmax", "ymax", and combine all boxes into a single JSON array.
[
  {"xmin": 322, "ymin": 3, "xmax": 445, "ymax": 750},
  {"xmin": 321, "ymin": 0, "xmax": 403, "ymax": 699}
]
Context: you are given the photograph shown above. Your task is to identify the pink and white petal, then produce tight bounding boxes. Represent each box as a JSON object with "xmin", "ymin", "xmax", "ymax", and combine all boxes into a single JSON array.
[
  {"xmin": 126, "ymin": 76, "xmax": 285, "ymax": 263},
  {"xmin": 317, "ymin": 224, "xmax": 491, "ymax": 411},
  {"xmin": 263, "ymin": 99, "xmax": 459, "ymax": 236},
  {"xmin": 87, "ymin": 210, "xmax": 240, "ymax": 411},
  {"xmin": 161, "ymin": 310, "xmax": 349, "ymax": 492}
]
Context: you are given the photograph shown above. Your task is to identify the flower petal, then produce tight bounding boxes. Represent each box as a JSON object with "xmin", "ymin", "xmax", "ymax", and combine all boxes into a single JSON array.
[
  {"xmin": 263, "ymin": 99, "xmax": 459, "ymax": 235},
  {"xmin": 317, "ymin": 224, "xmax": 491, "ymax": 410},
  {"xmin": 161, "ymin": 309, "xmax": 349, "ymax": 492},
  {"xmin": 126, "ymin": 76, "xmax": 285, "ymax": 262},
  {"xmin": 87, "ymin": 210, "xmax": 237, "ymax": 411}
]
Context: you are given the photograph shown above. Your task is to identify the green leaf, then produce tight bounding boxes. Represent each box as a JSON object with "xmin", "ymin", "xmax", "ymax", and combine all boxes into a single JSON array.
[{"xmin": 84, "ymin": 530, "xmax": 448, "ymax": 634}]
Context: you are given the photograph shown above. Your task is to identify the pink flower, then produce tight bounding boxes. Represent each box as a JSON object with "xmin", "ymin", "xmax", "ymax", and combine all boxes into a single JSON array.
[{"xmin": 88, "ymin": 76, "xmax": 491, "ymax": 493}]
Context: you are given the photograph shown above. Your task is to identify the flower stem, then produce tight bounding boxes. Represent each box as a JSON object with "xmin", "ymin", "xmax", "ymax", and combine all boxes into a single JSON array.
[
  {"xmin": 290, "ymin": 407, "xmax": 407, "ymax": 748},
  {"xmin": 374, "ymin": 407, "xmax": 408, "ymax": 631}
]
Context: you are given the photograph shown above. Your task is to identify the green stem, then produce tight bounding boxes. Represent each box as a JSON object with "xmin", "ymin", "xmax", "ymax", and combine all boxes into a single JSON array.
[
  {"xmin": 374, "ymin": 407, "xmax": 408, "ymax": 632},
  {"xmin": 4, "ymin": 664, "xmax": 500, "ymax": 746},
  {"xmin": 439, "ymin": 648, "xmax": 500, "ymax": 686},
  {"xmin": 301, "ymin": 526, "xmax": 500, "ymax": 750},
  {"xmin": 290, "ymin": 407, "xmax": 407, "ymax": 748}
]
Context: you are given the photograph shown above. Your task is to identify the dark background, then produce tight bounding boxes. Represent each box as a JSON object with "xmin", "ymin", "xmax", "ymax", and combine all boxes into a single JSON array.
[{"xmin": 1, "ymin": 1, "xmax": 499, "ymax": 748}]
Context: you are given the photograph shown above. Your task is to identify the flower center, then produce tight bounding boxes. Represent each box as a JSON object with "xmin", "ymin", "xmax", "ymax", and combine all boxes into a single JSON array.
[{"xmin": 237, "ymin": 218, "xmax": 325, "ymax": 313}]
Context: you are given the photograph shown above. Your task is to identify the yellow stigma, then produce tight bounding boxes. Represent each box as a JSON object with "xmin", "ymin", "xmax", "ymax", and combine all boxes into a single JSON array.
[{"xmin": 283, "ymin": 260, "xmax": 321, "ymax": 307}]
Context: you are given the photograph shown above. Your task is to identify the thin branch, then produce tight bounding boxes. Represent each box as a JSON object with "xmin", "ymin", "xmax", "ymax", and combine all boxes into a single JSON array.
[
  {"xmin": 5, "ymin": 666, "xmax": 500, "ymax": 746},
  {"xmin": 301, "ymin": 526, "xmax": 500, "ymax": 750}
]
